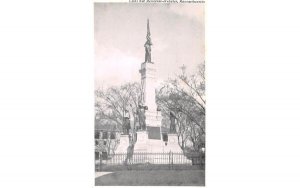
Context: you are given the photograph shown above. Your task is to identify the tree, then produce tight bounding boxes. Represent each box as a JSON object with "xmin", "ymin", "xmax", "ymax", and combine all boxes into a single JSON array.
[
  {"xmin": 95, "ymin": 82, "xmax": 142, "ymax": 134},
  {"xmin": 157, "ymin": 63, "xmax": 205, "ymax": 152},
  {"xmin": 103, "ymin": 130, "xmax": 118, "ymax": 156}
]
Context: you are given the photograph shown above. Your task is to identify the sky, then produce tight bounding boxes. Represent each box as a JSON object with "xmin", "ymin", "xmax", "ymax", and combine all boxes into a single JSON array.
[{"xmin": 94, "ymin": 3, "xmax": 205, "ymax": 88}]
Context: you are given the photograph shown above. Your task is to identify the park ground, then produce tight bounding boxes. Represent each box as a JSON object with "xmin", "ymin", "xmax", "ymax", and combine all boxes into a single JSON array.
[{"xmin": 95, "ymin": 170, "xmax": 205, "ymax": 186}]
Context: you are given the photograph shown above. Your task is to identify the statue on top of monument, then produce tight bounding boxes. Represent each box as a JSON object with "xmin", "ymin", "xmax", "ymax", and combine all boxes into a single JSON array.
[{"xmin": 144, "ymin": 19, "xmax": 152, "ymax": 63}]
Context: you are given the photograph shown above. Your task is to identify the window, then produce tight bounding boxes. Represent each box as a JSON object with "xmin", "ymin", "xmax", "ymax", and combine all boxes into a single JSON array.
[
  {"xmin": 110, "ymin": 132, "xmax": 116, "ymax": 139},
  {"xmin": 163, "ymin": 134, "xmax": 168, "ymax": 142},
  {"xmin": 102, "ymin": 132, "xmax": 108, "ymax": 139},
  {"xmin": 95, "ymin": 152, "xmax": 99, "ymax": 160},
  {"xmin": 95, "ymin": 140, "xmax": 99, "ymax": 146},
  {"xmin": 103, "ymin": 141, "xmax": 107, "ymax": 146},
  {"xmin": 102, "ymin": 152, "xmax": 108, "ymax": 160},
  {"xmin": 95, "ymin": 131, "xmax": 100, "ymax": 139}
]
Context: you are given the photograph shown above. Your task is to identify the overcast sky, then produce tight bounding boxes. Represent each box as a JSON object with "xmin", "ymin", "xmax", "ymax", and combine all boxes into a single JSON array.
[{"xmin": 94, "ymin": 3, "xmax": 205, "ymax": 88}]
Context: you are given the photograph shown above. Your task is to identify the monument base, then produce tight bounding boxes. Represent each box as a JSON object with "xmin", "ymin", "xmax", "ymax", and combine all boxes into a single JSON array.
[
  {"xmin": 134, "ymin": 130, "xmax": 166, "ymax": 153},
  {"xmin": 134, "ymin": 131, "xmax": 148, "ymax": 152},
  {"xmin": 114, "ymin": 134, "xmax": 129, "ymax": 154},
  {"xmin": 163, "ymin": 134, "xmax": 183, "ymax": 153},
  {"xmin": 134, "ymin": 132, "xmax": 185, "ymax": 153},
  {"xmin": 132, "ymin": 132, "xmax": 191, "ymax": 164}
]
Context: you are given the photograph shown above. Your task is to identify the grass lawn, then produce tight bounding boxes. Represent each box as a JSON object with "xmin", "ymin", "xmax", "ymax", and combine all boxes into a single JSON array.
[{"xmin": 95, "ymin": 170, "xmax": 204, "ymax": 186}]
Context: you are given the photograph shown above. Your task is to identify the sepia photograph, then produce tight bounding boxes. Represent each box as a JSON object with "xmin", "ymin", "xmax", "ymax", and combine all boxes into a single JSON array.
[{"xmin": 94, "ymin": 3, "xmax": 205, "ymax": 186}]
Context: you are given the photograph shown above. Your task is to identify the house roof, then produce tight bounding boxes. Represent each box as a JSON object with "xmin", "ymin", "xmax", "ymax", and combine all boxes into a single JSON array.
[
  {"xmin": 95, "ymin": 120, "xmax": 121, "ymax": 132},
  {"xmin": 95, "ymin": 145, "xmax": 106, "ymax": 152}
]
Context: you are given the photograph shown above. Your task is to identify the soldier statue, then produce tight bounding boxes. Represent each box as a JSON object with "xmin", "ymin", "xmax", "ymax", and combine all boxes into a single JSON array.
[{"xmin": 144, "ymin": 19, "xmax": 152, "ymax": 63}]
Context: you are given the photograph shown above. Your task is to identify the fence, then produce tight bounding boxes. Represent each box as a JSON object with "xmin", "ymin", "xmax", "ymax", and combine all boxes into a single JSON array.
[{"xmin": 95, "ymin": 152, "xmax": 204, "ymax": 171}]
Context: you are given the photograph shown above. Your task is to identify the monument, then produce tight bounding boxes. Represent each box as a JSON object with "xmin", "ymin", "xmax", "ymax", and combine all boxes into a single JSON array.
[
  {"xmin": 134, "ymin": 20, "xmax": 190, "ymax": 158},
  {"xmin": 110, "ymin": 19, "xmax": 190, "ymax": 164}
]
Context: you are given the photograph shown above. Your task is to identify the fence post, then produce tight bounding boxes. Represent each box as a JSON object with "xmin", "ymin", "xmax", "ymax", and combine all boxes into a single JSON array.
[
  {"xmin": 99, "ymin": 152, "xmax": 102, "ymax": 172},
  {"xmin": 171, "ymin": 152, "xmax": 173, "ymax": 170},
  {"xmin": 169, "ymin": 151, "xmax": 171, "ymax": 170}
]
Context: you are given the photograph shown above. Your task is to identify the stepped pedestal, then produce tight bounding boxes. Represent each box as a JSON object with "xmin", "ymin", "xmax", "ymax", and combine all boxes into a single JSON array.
[{"xmin": 133, "ymin": 132, "xmax": 191, "ymax": 164}]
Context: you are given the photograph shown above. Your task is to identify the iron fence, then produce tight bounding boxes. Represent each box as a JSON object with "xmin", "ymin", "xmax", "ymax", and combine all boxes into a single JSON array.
[{"xmin": 95, "ymin": 152, "xmax": 204, "ymax": 171}]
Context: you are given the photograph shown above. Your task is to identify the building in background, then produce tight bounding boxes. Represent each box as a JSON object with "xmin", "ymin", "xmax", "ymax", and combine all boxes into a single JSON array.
[{"xmin": 95, "ymin": 121, "xmax": 122, "ymax": 160}]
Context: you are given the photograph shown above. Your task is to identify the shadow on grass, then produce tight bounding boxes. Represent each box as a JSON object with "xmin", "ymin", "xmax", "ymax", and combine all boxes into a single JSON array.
[{"xmin": 95, "ymin": 170, "xmax": 205, "ymax": 186}]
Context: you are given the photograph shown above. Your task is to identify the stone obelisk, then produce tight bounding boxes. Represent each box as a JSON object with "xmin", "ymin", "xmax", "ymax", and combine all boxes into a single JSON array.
[
  {"xmin": 140, "ymin": 19, "xmax": 156, "ymax": 112},
  {"xmin": 134, "ymin": 19, "xmax": 163, "ymax": 153}
]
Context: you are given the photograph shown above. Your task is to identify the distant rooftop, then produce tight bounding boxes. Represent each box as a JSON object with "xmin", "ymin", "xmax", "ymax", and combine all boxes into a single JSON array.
[{"xmin": 95, "ymin": 120, "xmax": 121, "ymax": 132}]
